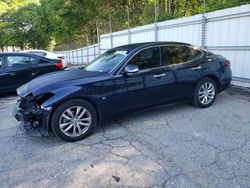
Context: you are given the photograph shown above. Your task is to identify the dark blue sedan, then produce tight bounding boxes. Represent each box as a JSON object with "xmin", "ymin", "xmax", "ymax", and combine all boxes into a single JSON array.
[{"xmin": 13, "ymin": 42, "xmax": 232, "ymax": 141}]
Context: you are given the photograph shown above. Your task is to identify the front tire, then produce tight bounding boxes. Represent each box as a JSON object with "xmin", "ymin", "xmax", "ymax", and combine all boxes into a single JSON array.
[
  {"xmin": 193, "ymin": 77, "xmax": 217, "ymax": 108},
  {"xmin": 51, "ymin": 99, "xmax": 97, "ymax": 142}
]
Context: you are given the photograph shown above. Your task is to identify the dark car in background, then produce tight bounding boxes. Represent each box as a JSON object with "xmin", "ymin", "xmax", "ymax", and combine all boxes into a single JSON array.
[
  {"xmin": 0, "ymin": 52, "xmax": 64, "ymax": 93},
  {"xmin": 13, "ymin": 42, "xmax": 232, "ymax": 141},
  {"xmin": 22, "ymin": 50, "xmax": 67, "ymax": 68}
]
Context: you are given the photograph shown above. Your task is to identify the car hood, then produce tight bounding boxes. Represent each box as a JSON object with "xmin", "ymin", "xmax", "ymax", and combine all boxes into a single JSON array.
[{"xmin": 17, "ymin": 69, "xmax": 105, "ymax": 97}]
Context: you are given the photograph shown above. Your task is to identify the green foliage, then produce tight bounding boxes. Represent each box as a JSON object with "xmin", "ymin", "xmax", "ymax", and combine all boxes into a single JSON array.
[
  {"xmin": 142, "ymin": 1, "xmax": 155, "ymax": 24},
  {"xmin": 0, "ymin": 0, "xmax": 249, "ymax": 51},
  {"xmin": 0, "ymin": 0, "xmax": 49, "ymax": 50},
  {"xmin": 206, "ymin": 0, "xmax": 250, "ymax": 12}
]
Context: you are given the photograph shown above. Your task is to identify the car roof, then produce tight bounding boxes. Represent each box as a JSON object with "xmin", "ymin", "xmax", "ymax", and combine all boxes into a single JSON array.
[
  {"xmin": 113, "ymin": 41, "xmax": 192, "ymax": 51},
  {"xmin": 0, "ymin": 52, "xmax": 53, "ymax": 60},
  {"xmin": 23, "ymin": 50, "xmax": 59, "ymax": 57},
  {"xmin": 22, "ymin": 49, "xmax": 48, "ymax": 53},
  {"xmin": 0, "ymin": 52, "xmax": 36, "ymax": 55}
]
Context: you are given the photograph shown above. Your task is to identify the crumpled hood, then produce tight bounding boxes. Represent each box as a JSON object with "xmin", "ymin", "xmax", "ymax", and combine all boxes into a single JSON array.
[{"xmin": 17, "ymin": 69, "xmax": 105, "ymax": 97}]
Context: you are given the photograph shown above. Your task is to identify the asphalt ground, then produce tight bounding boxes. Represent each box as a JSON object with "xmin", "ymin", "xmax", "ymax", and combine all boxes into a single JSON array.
[{"xmin": 0, "ymin": 87, "xmax": 250, "ymax": 188}]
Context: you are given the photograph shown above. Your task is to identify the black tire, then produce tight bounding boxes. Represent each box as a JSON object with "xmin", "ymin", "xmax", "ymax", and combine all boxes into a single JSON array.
[
  {"xmin": 193, "ymin": 77, "xmax": 217, "ymax": 108},
  {"xmin": 51, "ymin": 99, "xmax": 97, "ymax": 142}
]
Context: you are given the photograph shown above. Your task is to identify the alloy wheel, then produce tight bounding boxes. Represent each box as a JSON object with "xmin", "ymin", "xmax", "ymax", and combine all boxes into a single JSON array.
[
  {"xmin": 59, "ymin": 106, "xmax": 91, "ymax": 137},
  {"xmin": 198, "ymin": 82, "xmax": 215, "ymax": 105}
]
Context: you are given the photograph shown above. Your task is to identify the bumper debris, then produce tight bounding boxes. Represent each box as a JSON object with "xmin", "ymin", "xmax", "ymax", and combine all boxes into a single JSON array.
[{"xmin": 13, "ymin": 97, "xmax": 51, "ymax": 137}]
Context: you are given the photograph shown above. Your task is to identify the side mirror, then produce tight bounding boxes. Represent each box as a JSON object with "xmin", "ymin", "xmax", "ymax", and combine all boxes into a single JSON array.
[{"xmin": 124, "ymin": 64, "xmax": 139, "ymax": 75}]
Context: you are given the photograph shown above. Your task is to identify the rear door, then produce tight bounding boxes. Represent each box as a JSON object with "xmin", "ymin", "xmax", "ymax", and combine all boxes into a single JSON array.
[
  {"xmin": 29, "ymin": 57, "xmax": 60, "ymax": 79},
  {"xmin": 3, "ymin": 54, "xmax": 33, "ymax": 90},
  {"xmin": 161, "ymin": 45, "xmax": 204, "ymax": 100},
  {"xmin": 134, "ymin": 47, "xmax": 176, "ymax": 106}
]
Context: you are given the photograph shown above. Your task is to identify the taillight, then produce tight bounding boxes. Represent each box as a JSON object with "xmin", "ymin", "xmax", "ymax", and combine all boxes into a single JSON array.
[
  {"xmin": 224, "ymin": 60, "xmax": 230, "ymax": 67},
  {"xmin": 56, "ymin": 60, "xmax": 63, "ymax": 69}
]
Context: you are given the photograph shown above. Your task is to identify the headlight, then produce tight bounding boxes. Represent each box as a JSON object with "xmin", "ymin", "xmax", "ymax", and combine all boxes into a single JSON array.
[{"xmin": 35, "ymin": 93, "xmax": 54, "ymax": 106}]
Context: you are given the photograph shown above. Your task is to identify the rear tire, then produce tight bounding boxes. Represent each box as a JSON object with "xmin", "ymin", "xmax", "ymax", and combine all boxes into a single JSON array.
[
  {"xmin": 51, "ymin": 99, "xmax": 97, "ymax": 142},
  {"xmin": 193, "ymin": 77, "xmax": 217, "ymax": 108}
]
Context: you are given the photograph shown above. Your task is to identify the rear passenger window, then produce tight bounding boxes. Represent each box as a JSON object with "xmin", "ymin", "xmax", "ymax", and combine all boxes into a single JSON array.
[
  {"xmin": 30, "ymin": 57, "xmax": 40, "ymax": 64},
  {"xmin": 7, "ymin": 56, "xmax": 30, "ymax": 67},
  {"xmin": 31, "ymin": 57, "xmax": 49, "ymax": 64},
  {"xmin": 39, "ymin": 59, "xmax": 49, "ymax": 64},
  {"xmin": 191, "ymin": 48, "xmax": 203, "ymax": 58},
  {"xmin": 162, "ymin": 46, "xmax": 193, "ymax": 66}
]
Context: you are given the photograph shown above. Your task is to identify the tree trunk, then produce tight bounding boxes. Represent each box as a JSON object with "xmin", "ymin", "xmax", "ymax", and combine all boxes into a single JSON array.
[
  {"xmin": 20, "ymin": 42, "xmax": 24, "ymax": 51},
  {"xmin": 168, "ymin": 0, "xmax": 172, "ymax": 15},
  {"xmin": 162, "ymin": 0, "xmax": 166, "ymax": 13},
  {"xmin": 159, "ymin": 0, "xmax": 162, "ymax": 16},
  {"xmin": 159, "ymin": 0, "xmax": 167, "ymax": 16}
]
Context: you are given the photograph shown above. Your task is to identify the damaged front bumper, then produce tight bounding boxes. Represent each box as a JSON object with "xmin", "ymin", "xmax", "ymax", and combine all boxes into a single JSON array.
[{"xmin": 13, "ymin": 97, "xmax": 52, "ymax": 137}]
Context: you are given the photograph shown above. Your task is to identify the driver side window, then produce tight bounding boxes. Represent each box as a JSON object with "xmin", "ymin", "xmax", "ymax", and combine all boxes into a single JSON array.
[
  {"xmin": 7, "ymin": 56, "xmax": 30, "ymax": 67},
  {"xmin": 127, "ymin": 47, "xmax": 160, "ymax": 70}
]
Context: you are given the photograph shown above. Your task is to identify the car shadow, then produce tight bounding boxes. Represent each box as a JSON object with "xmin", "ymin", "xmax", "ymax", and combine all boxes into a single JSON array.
[{"xmin": 0, "ymin": 91, "xmax": 17, "ymax": 98}]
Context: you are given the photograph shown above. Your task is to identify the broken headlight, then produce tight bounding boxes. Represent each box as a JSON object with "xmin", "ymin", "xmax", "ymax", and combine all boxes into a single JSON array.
[{"xmin": 19, "ymin": 93, "xmax": 54, "ymax": 111}]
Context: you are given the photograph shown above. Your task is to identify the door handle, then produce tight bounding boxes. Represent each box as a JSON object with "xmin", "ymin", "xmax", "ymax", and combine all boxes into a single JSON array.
[
  {"xmin": 191, "ymin": 66, "xmax": 202, "ymax": 70},
  {"xmin": 153, "ymin": 73, "xmax": 166, "ymax": 78}
]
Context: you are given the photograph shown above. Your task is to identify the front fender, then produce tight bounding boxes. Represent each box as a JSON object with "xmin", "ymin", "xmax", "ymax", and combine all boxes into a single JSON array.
[
  {"xmin": 41, "ymin": 86, "xmax": 82, "ymax": 108},
  {"xmin": 40, "ymin": 86, "xmax": 104, "ymax": 122}
]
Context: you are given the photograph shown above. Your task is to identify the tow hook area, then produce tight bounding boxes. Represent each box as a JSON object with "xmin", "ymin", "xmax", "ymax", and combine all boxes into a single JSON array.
[{"xmin": 21, "ymin": 121, "xmax": 49, "ymax": 137}]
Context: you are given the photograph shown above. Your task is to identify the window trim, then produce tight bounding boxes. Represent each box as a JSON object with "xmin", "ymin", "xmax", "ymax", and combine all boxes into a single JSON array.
[{"xmin": 116, "ymin": 44, "xmax": 204, "ymax": 75}]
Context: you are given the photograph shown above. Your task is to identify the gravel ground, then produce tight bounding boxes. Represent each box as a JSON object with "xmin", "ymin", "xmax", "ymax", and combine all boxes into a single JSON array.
[{"xmin": 0, "ymin": 88, "xmax": 250, "ymax": 188}]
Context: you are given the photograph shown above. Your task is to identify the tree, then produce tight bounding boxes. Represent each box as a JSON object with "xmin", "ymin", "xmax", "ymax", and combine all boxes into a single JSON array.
[
  {"xmin": 1, "ymin": 0, "xmax": 249, "ymax": 51},
  {"xmin": 4, "ymin": 4, "xmax": 50, "ymax": 49}
]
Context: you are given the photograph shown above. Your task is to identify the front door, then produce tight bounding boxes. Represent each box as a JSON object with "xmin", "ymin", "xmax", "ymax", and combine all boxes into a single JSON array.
[
  {"xmin": 106, "ymin": 46, "xmax": 176, "ymax": 114},
  {"xmin": 2, "ymin": 55, "xmax": 32, "ymax": 90}
]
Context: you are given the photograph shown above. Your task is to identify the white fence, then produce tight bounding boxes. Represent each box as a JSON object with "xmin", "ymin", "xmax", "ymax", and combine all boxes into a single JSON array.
[
  {"xmin": 56, "ymin": 5, "xmax": 250, "ymax": 87},
  {"xmin": 56, "ymin": 44, "xmax": 99, "ymax": 65}
]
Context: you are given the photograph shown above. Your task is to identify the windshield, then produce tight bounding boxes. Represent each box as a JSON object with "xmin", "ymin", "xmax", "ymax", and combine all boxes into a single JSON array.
[{"xmin": 85, "ymin": 50, "xmax": 128, "ymax": 72}]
